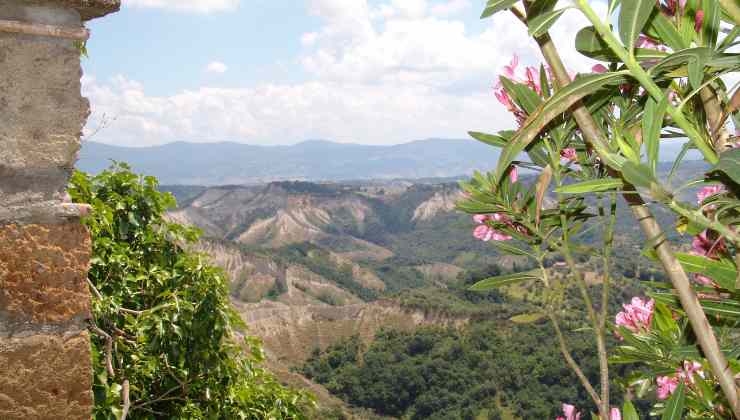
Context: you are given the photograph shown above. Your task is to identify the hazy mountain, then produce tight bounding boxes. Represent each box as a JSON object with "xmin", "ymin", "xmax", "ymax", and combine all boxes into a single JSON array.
[
  {"xmin": 78, "ymin": 138, "xmax": 503, "ymax": 185},
  {"xmin": 79, "ymin": 138, "xmax": 701, "ymax": 186}
]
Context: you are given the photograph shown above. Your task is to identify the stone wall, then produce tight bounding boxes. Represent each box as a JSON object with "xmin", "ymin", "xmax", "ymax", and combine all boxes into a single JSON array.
[{"xmin": 0, "ymin": 1, "xmax": 118, "ymax": 419}]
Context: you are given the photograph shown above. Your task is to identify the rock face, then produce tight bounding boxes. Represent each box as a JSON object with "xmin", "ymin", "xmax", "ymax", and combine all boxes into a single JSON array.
[
  {"xmin": 236, "ymin": 300, "xmax": 470, "ymax": 366},
  {"xmin": 0, "ymin": 1, "xmax": 118, "ymax": 419}
]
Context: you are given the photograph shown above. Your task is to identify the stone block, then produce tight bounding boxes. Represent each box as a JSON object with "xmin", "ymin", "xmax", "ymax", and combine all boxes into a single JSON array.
[
  {"xmin": 0, "ymin": 223, "xmax": 91, "ymax": 324},
  {"xmin": 0, "ymin": 331, "xmax": 93, "ymax": 420}
]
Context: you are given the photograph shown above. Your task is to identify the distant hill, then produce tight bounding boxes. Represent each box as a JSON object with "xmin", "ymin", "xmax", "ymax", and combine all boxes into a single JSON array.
[
  {"xmin": 79, "ymin": 138, "xmax": 702, "ymax": 186},
  {"xmin": 77, "ymin": 139, "xmax": 504, "ymax": 185}
]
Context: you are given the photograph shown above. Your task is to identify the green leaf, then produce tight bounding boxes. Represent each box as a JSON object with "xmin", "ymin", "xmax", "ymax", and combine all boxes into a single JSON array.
[
  {"xmin": 481, "ymin": 0, "xmax": 519, "ymax": 18},
  {"xmin": 469, "ymin": 131, "xmax": 508, "ymax": 148},
  {"xmin": 622, "ymin": 400, "xmax": 639, "ymax": 420},
  {"xmin": 621, "ymin": 161, "xmax": 655, "ymax": 189},
  {"xmin": 619, "ymin": 0, "xmax": 657, "ymax": 50},
  {"xmin": 645, "ymin": 9, "xmax": 688, "ymax": 50},
  {"xmin": 500, "ymin": 76, "xmax": 542, "ymax": 114},
  {"xmin": 675, "ymin": 253, "xmax": 737, "ymax": 291},
  {"xmin": 709, "ymin": 147, "xmax": 740, "ymax": 185},
  {"xmin": 576, "ymin": 26, "xmax": 668, "ymax": 62},
  {"xmin": 535, "ymin": 165, "xmax": 552, "ymax": 225},
  {"xmin": 643, "ymin": 94, "xmax": 668, "ymax": 174},
  {"xmin": 469, "ymin": 271, "xmax": 540, "ymax": 291},
  {"xmin": 661, "ymin": 381, "xmax": 685, "ymax": 420},
  {"xmin": 650, "ymin": 47, "xmax": 713, "ymax": 76},
  {"xmin": 700, "ymin": 0, "xmax": 720, "ymax": 48},
  {"xmin": 555, "ymin": 178, "xmax": 624, "ymax": 194},
  {"xmin": 527, "ymin": 8, "xmax": 568, "ymax": 37},
  {"xmin": 688, "ymin": 53, "xmax": 705, "ymax": 90},
  {"xmin": 495, "ymin": 71, "xmax": 628, "ymax": 182}
]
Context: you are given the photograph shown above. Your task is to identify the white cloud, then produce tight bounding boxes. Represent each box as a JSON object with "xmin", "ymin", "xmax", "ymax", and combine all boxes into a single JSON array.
[
  {"xmin": 125, "ymin": 0, "xmax": 239, "ymax": 14},
  {"xmin": 85, "ymin": 0, "xmax": 607, "ymax": 147},
  {"xmin": 205, "ymin": 61, "xmax": 228, "ymax": 74},
  {"xmin": 430, "ymin": 0, "xmax": 470, "ymax": 16}
]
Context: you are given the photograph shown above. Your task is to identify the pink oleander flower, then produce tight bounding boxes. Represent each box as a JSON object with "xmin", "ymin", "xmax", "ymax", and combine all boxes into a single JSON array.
[
  {"xmin": 657, "ymin": 375, "xmax": 679, "ymax": 400},
  {"xmin": 610, "ymin": 408, "xmax": 621, "ymax": 420},
  {"xmin": 556, "ymin": 403, "xmax": 582, "ymax": 420},
  {"xmin": 592, "ymin": 64, "xmax": 608, "ymax": 74},
  {"xmin": 525, "ymin": 66, "xmax": 542, "ymax": 94},
  {"xmin": 473, "ymin": 224, "xmax": 512, "ymax": 242},
  {"xmin": 695, "ymin": 10, "xmax": 704, "ymax": 32},
  {"xmin": 697, "ymin": 185, "xmax": 724, "ymax": 205},
  {"xmin": 510, "ymin": 165, "xmax": 518, "ymax": 183},
  {"xmin": 637, "ymin": 35, "xmax": 661, "ymax": 49},
  {"xmin": 503, "ymin": 54, "xmax": 519, "ymax": 79},
  {"xmin": 691, "ymin": 230, "xmax": 724, "ymax": 259},
  {"xmin": 560, "ymin": 148, "xmax": 577, "ymax": 161},
  {"xmin": 473, "ymin": 214, "xmax": 490, "ymax": 224},
  {"xmin": 678, "ymin": 360, "xmax": 704, "ymax": 384},
  {"xmin": 615, "ymin": 297, "xmax": 655, "ymax": 338}
]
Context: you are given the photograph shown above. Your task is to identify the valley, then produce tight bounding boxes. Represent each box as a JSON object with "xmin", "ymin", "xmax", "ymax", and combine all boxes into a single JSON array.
[{"xmin": 158, "ymin": 170, "xmax": 687, "ymax": 418}]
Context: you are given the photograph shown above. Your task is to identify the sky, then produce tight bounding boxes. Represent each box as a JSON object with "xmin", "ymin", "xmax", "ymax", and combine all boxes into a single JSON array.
[{"xmin": 82, "ymin": 0, "xmax": 609, "ymax": 147}]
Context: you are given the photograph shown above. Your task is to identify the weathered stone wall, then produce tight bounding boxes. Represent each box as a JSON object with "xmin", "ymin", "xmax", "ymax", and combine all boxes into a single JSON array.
[{"xmin": 0, "ymin": 1, "xmax": 118, "ymax": 419}]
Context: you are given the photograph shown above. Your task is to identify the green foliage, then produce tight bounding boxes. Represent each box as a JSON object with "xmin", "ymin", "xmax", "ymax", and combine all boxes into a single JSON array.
[
  {"xmin": 69, "ymin": 163, "xmax": 313, "ymax": 419},
  {"xmin": 300, "ymin": 323, "xmax": 611, "ymax": 419}
]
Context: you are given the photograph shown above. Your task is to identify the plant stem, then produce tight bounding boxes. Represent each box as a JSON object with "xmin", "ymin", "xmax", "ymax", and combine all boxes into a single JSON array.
[
  {"xmin": 534, "ymin": 4, "xmax": 740, "ymax": 415},
  {"xmin": 539, "ymin": 260, "xmax": 603, "ymax": 409},
  {"xmin": 549, "ymin": 312, "xmax": 604, "ymax": 409},
  {"xmin": 668, "ymin": 200, "xmax": 740, "ymax": 244},
  {"xmin": 574, "ymin": 0, "xmax": 719, "ymax": 165}
]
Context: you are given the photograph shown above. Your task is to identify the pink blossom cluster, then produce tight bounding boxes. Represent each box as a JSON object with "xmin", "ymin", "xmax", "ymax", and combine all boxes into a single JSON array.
[
  {"xmin": 473, "ymin": 213, "xmax": 513, "ymax": 242},
  {"xmin": 614, "ymin": 297, "xmax": 655, "ymax": 338},
  {"xmin": 555, "ymin": 404, "xmax": 621, "ymax": 420},
  {"xmin": 690, "ymin": 186, "xmax": 727, "ymax": 285},
  {"xmin": 494, "ymin": 55, "xmax": 549, "ymax": 126},
  {"xmin": 656, "ymin": 361, "xmax": 704, "ymax": 400},
  {"xmin": 560, "ymin": 148, "xmax": 577, "ymax": 162}
]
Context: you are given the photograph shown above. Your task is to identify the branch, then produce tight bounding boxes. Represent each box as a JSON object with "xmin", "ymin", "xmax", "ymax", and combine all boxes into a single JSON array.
[
  {"xmin": 121, "ymin": 380, "xmax": 131, "ymax": 420},
  {"xmin": 548, "ymin": 313, "xmax": 602, "ymax": 409},
  {"xmin": 88, "ymin": 323, "xmax": 115, "ymax": 378}
]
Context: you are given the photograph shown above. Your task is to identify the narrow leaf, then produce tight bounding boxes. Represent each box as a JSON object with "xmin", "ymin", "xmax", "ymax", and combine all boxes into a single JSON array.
[
  {"xmin": 481, "ymin": 0, "xmax": 519, "ymax": 18},
  {"xmin": 619, "ymin": 0, "xmax": 657, "ymax": 50},
  {"xmin": 645, "ymin": 9, "xmax": 688, "ymax": 50},
  {"xmin": 469, "ymin": 271, "xmax": 540, "ymax": 291},
  {"xmin": 535, "ymin": 165, "xmax": 553, "ymax": 226},
  {"xmin": 495, "ymin": 72, "xmax": 628, "ymax": 182},
  {"xmin": 469, "ymin": 131, "xmax": 507, "ymax": 148},
  {"xmin": 643, "ymin": 94, "xmax": 668, "ymax": 174},
  {"xmin": 661, "ymin": 381, "xmax": 685, "ymax": 420},
  {"xmin": 555, "ymin": 178, "xmax": 624, "ymax": 194},
  {"xmin": 621, "ymin": 161, "xmax": 655, "ymax": 189},
  {"xmin": 709, "ymin": 147, "xmax": 740, "ymax": 185},
  {"xmin": 528, "ymin": 8, "xmax": 568, "ymax": 37},
  {"xmin": 622, "ymin": 400, "xmax": 639, "ymax": 420},
  {"xmin": 675, "ymin": 253, "xmax": 738, "ymax": 290}
]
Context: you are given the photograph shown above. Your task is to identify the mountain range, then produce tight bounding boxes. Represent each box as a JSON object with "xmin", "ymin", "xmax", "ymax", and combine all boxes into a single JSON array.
[
  {"xmin": 78, "ymin": 138, "xmax": 503, "ymax": 185},
  {"xmin": 78, "ymin": 138, "xmax": 699, "ymax": 185}
]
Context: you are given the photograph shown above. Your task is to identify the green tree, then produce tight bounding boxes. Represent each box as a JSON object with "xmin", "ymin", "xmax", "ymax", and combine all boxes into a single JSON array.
[{"xmin": 69, "ymin": 163, "xmax": 313, "ymax": 419}]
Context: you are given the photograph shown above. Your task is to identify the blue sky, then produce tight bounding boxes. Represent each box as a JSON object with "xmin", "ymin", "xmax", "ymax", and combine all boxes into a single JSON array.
[{"xmin": 82, "ymin": 0, "xmax": 606, "ymax": 147}]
